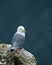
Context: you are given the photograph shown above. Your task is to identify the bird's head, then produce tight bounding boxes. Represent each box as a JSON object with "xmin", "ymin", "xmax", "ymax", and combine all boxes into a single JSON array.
[{"xmin": 17, "ymin": 26, "xmax": 26, "ymax": 33}]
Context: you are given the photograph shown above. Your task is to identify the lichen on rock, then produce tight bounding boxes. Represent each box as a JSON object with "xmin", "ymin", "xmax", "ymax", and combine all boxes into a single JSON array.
[{"xmin": 0, "ymin": 44, "xmax": 37, "ymax": 65}]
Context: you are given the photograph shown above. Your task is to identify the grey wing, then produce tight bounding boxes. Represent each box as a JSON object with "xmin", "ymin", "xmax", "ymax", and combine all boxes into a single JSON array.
[{"xmin": 11, "ymin": 33, "xmax": 25, "ymax": 48}]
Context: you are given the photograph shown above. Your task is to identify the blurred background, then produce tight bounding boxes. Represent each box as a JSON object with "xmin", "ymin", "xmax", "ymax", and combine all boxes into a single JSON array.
[{"xmin": 0, "ymin": 0, "xmax": 52, "ymax": 65}]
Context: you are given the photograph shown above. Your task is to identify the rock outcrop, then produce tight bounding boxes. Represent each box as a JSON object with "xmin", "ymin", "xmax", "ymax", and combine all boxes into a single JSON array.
[{"xmin": 0, "ymin": 43, "xmax": 37, "ymax": 65}]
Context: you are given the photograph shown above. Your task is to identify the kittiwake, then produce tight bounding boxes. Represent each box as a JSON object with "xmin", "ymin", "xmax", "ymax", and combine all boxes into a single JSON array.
[{"xmin": 11, "ymin": 26, "xmax": 26, "ymax": 51}]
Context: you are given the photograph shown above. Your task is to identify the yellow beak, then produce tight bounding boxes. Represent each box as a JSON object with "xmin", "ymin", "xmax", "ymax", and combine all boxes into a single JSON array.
[{"xmin": 23, "ymin": 29, "xmax": 26, "ymax": 33}]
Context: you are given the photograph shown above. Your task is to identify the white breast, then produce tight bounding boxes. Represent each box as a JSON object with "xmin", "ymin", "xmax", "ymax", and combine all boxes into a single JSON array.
[{"xmin": 16, "ymin": 31, "xmax": 25, "ymax": 37}]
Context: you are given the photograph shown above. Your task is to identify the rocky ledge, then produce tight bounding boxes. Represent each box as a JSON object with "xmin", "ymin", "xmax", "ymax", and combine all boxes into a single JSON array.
[{"xmin": 0, "ymin": 43, "xmax": 37, "ymax": 65}]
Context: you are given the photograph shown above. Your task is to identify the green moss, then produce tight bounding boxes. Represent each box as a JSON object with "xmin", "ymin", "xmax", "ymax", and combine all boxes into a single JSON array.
[
  {"xmin": 6, "ymin": 51, "xmax": 23, "ymax": 65},
  {"xmin": 14, "ymin": 56, "xmax": 23, "ymax": 65}
]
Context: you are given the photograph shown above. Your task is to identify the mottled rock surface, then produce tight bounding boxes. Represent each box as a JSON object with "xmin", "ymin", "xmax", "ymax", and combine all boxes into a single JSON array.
[{"xmin": 0, "ymin": 43, "xmax": 37, "ymax": 65}]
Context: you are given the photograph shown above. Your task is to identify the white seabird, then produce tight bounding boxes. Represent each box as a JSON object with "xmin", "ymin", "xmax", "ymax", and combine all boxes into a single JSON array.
[{"xmin": 11, "ymin": 26, "xmax": 26, "ymax": 51}]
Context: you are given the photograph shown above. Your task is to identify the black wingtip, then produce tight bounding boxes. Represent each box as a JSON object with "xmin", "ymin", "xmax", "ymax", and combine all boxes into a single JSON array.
[{"xmin": 10, "ymin": 49, "xmax": 14, "ymax": 51}]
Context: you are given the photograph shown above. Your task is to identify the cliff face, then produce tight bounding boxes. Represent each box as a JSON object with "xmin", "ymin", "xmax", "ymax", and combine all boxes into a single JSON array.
[{"xmin": 0, "ymin": 44, "xmax": 37, "ymax": 65}]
